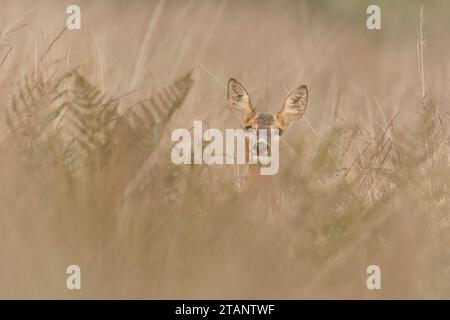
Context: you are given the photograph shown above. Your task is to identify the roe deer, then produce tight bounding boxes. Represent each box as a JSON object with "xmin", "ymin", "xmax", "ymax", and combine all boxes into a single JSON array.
[{"xmin": 227, "ymin": 78, "xmax": 308, "ymax": 222}]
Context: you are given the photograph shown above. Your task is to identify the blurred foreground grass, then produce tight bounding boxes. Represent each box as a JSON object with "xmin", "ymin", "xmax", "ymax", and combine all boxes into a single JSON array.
[{"xmin": 1, "ymin": 0, "xmax": 450, "ymax": 299}]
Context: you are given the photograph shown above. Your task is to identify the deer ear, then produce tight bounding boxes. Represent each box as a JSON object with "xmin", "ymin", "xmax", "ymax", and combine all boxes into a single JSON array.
[
  {"xmin": 276, "ymin": 85, "xmax": 308, "ymax": 129},
  {"xmin": 227, "ymin": 78, "xmax": 256, "ymax": 120}
]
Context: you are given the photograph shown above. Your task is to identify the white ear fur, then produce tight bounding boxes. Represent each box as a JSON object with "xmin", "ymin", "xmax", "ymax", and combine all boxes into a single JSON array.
[
  {"xmin": 276, "ymin": 85, "xmax": 308, "ymax": 128},
  {"xmin": 227, "ymin": 78, "xmax": 256, "ymax": 120}
]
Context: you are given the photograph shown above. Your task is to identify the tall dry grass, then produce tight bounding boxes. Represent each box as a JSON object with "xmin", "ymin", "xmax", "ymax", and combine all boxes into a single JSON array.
[{"xmin": 1, "ymin": 0, "xmax": 450, "ymax": 299}]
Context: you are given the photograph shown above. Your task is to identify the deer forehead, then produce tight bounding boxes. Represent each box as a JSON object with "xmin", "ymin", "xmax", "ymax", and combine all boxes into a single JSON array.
[{"xmin": 247, "ymin": 112, "xmax": 281, "ymax": 128}]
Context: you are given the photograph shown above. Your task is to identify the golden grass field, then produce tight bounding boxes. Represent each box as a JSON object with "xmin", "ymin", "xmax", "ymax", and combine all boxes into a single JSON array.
[{"xmin": 1, "ymin": 0, "xmax": 450, "ymax": 299}]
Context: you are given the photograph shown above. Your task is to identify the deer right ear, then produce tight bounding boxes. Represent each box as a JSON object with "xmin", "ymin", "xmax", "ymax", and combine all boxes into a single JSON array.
[
  {"xmin": 276, "ymin": 85, "xmax": 308, "ymax": 129},
  {"xmin": 227, "ymin": 78, "xmax": 256, "ymax": 120}
]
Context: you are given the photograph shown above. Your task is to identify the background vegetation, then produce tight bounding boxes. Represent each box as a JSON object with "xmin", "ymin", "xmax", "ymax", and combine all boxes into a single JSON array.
[{"xmin": 1, "ymin": 0, "xmax": 450, "ymax": 298}]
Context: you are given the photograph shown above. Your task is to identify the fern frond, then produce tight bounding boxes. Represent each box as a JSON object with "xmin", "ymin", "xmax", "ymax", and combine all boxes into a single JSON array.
[
  {"xmin": 123, "ymin": 71, "xmax": 193, "ymax": 161},
  {"xmin": 62, "ymin": 71, "xmax": 119, "ymax": 177},
  {"xmin": 3, "ymin": 72, "xmax": 69, "ymax": 153}
]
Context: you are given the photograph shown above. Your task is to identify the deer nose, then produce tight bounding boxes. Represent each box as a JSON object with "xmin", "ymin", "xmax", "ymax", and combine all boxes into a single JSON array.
[
  {"xmin": 249, "ymin": 140, "xmax": 271, "ymax": 165},
  {"xmin": 257, "ymin": 140, "xmax": 270, "ymax": 156},
  {"xmin": 258, "ymin": 140, "xmax": 271, "ymax": 165}
]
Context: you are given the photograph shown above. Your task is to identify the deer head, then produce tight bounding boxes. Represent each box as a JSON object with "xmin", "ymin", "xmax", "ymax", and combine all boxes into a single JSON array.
[{"xmin": 227, "ymin": 78, "xmax": 308, "ymax": 172}]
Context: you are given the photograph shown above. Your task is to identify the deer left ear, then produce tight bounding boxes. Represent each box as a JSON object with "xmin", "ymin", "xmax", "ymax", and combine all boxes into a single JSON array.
[
  {"xmin": 276, "ymin": 85, "xmax": 308, "ymax": 129},
  {"xmin": 227, "ymin": 78, "xmax": 256, "ymax": 121}
]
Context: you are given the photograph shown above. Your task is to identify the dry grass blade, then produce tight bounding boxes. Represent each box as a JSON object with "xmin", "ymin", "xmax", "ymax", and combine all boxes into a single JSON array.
[
  {"xmin": 39, "ymin": 27, "xmax": 67, "ymax": 63},
  {"xmin": 0, "ymin": 46, "xmax": 12, "ymax": 71}
]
